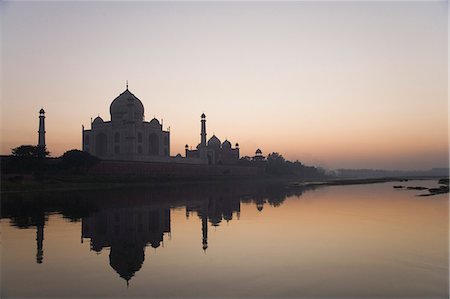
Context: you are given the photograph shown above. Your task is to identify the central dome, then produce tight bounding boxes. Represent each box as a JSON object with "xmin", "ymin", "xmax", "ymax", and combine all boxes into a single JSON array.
[{"xmin": 110, "ymin": 89, "xmax": 144, "ymax": 122}]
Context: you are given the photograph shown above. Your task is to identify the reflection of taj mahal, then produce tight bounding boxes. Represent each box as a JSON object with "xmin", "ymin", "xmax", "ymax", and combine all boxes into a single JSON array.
[
  {"xmin": 80, "ymin": 197, "xmax": 242, "ymax": 284},
  {"xmin": 82, "ymin": 85, "xmax": 240, "ymax": 165},
  {"xmin": 82, "ymin": 204, "xmax": 171, "ymax": 284},
  {"xmin": 0, "ymin": 182, "xmax": 305, "ymax": 287}
]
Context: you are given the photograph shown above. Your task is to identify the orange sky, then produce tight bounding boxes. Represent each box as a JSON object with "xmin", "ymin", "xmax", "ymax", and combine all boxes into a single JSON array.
[{"xmin": 1, "ymin": 1, "xmax": 448, "ymax": 170}]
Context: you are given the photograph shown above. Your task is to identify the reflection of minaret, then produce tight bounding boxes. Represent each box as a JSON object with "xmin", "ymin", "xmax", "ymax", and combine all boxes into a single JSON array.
[
  {"xmin": 38, "ymin": 108, "xmax": 46, "ymax": 149},
  {"xmin": 185, "ymin": 196, "xmax": 241, "ymax": 252},
  {"xmin": 36, "ymin": 214, "xmax": 45, "ymax": 264},
  {"xmin": 36, "ymin": 225, "xmax": 44, "ymax": 264},
  {"xmin": 202, "ymin": 212, "xmax": 208, "ymax": 252}
]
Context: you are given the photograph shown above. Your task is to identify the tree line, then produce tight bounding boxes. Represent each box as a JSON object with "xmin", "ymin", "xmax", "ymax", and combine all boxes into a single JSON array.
[
  {"xmin": 5, "ymin": 146, "xmax": 326, "ymax": 179},
  {"xmin": 239, "ymin": 152, "xmax": 326, "ymax": 179},
  {"xmin": 3, "ymin": 145, "xmax": 99, "ymax": 175}
]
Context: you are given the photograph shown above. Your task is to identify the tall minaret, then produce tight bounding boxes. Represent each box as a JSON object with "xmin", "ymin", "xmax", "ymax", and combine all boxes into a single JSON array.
[
  {"xmin": 38, "ymin": 108, "xmax": 46, "ymax": 149},
  {"xmin": 200, "ymin": 113, "xmax": 207, "ymax": 147}
]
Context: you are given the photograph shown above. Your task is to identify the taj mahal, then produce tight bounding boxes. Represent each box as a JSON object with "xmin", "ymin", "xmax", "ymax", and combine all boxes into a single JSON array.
[{"xmin": 82, "ymin": 85, "xmax": 241, "ymax": 165}]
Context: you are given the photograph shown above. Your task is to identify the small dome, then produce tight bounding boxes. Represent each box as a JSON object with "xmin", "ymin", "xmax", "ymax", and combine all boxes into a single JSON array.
[
  {"xmin": 255, "ymin": 148, "xmax": 262, "ymax": 155},
  {"xmin": 175, "ymin": 153, "xmax": 182, "ymax": 158},
  {"xmin": 110, "ymin": 89, "xmax": 144, "ymax": 122},
  {"xmin": 185, "ymin": 144, "xmax": 189, "ymax": 148},
  {"xmin": 201, "ymin": 113, "xmax": 206, "ymax": 119},
  {"xmin": 235, "ymin": 143, "xmax": 239, "ymax": 148},
  {"xmin": 222, "ymin": 140, "xmax": 231, "ymax": 149},
  {"xmin": 207, "ymin": 135, "xmax": 221, "ymax": 148},
  {"xmin": 39, "ymin": 108, "xmax": 45, "ymax": 114},
  {"xmin": 150, "ymin": 118, "xmax": 160, "ymax": 126},
  {"xmin": 92, "ymin": 116, "xmax": 104, "ymax": 126}
]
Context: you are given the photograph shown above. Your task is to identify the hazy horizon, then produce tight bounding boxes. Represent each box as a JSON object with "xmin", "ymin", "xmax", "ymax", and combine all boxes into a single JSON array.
[{"xmin": 1, "ymin": 1, "xmax": 448, "ymax": 170}]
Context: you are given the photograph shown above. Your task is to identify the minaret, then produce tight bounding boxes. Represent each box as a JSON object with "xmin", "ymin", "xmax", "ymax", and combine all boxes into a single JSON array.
[
  {"xmin": 200, "ymin": 113, "xmax": 207, "ymax": 147},
  {"xmin": 82, "ymin": 125, "xmax": 85, "ymax": 151},
  {"xmin": 38, "ymin": 108, "xmax": 46, "ymax": 149}
]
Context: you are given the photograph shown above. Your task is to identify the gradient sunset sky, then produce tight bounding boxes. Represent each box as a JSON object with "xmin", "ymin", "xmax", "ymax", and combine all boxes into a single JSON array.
[{"xmin": 1, "ymin": 1, "xmax": 448, "ymax": 170}]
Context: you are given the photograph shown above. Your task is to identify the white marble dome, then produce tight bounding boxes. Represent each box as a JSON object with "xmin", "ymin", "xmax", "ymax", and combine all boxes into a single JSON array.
[{"xmin": 110, "ymin": 89, "xmax": 144, "ymax": 122}]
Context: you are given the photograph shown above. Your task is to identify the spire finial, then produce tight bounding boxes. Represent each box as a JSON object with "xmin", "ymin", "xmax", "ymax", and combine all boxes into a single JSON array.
[{"xmin": 126, "ymin": 80, "xmax": 128, "ymax": 90}]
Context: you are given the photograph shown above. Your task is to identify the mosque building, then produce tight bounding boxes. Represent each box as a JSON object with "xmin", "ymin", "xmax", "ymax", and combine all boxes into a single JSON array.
[
  {"xmin": 185, "ymin": 113, "xmax": 240, "ymax": 165},
  {"xmin": 83, "ymin": 85, "xmax": 240, "ymax": 165},
  {"xmin": 82, "ymin": 84, "xmax": 170, "ymax": 162}
]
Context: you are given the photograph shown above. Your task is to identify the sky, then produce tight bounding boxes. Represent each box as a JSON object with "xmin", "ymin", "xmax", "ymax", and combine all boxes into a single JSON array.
[{"xmin": 1, "ymin": 1, "xmax": 448, "ymax": 170}]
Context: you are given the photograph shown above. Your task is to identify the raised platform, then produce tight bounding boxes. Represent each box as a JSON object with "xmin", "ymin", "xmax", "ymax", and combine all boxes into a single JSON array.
[{"xmin": 89, "ymin": 159, "xmax": 265, "ymax": 178}]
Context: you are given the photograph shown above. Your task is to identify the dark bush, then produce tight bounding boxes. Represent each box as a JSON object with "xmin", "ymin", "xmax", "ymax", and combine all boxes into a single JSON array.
[
  {"xmin": 11, "ymin": 145, "xmax": 49, "ymax": 158},
  {"xmin": 61, "ymin": 150, "xmax": 99, "ymax": 172}
]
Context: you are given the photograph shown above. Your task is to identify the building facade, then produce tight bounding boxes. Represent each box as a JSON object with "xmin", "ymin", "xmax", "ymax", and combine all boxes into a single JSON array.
[
  {"xmin": 82, "ymin": 87, "xmax": 170, "ymax": 162},
  {"xmin": 185, "ymin": 114, "xmax": 240, "ymax": 165},
  {"xmin": 82, "ymin": 86, "xmax": 241, "ymax": 165}
]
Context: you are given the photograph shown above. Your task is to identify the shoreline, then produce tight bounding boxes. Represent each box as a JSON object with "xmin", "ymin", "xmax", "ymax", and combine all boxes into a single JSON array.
[{"xmin": 1, "ymin": 174, "xmax": 447, "ymax": 195}]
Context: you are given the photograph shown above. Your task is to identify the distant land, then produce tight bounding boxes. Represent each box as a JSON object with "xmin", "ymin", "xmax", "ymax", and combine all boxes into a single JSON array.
[{"xmin": 333, "ymin": 168, "xmax": 449, "ymax": 179}]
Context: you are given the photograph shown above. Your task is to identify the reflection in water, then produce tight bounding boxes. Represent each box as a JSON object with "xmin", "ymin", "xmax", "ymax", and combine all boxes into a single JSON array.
[
  {"xmin": 82, "ymin": 204, "xmax": 171, "ymax": 284},
  {"xmin": 2, "ymin": 182, "xmax": 307, "ymax": 284},
  {"xmin": 1, "ymin": 181, "xmax": 447, "ymax": 298},
  {"xmin": 186, "ymin": 196, "xmax": 241, "ymax": 252},
  {"xmin": 36, "ymin": 221, "xmax": 44, "ymax": 264}
]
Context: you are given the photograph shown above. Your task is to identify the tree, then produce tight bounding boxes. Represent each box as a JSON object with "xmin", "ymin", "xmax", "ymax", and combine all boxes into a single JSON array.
[
  {"xmin": 11, "ymin": 145, "xmax": 49, "ymax": 158},
  {"xmin": 266, "ymin": 152, "xmax": 290, "ymax": 175},
  {"xmin": 264, "ymin": 152, "xmax": 327, "ymax": 179},
  {"xmin": 61, "ymin": 150, "xmax": 99, "ymax": 170},
  {"xmin": 237, "ymin": 156, "xmax": 252, "ymax": 166},
  {"xmin": 36, "ymin": 146, "xmax": 50, "ymax": 158}
]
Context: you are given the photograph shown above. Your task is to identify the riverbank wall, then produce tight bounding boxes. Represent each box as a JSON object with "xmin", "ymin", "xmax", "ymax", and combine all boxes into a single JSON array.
[{"xmin": 88, "ymin": 160, "xmax": 265, "ymax": 179}]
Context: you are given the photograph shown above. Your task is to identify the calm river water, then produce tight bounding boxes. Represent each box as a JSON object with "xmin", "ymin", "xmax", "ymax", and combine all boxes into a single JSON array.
[{"xmin": 1, "ymin": 180, "xmax": 448, "ymax": 298}]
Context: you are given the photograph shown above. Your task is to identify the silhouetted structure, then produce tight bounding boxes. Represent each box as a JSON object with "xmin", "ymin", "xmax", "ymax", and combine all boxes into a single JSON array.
[
  {"xmin": 82, "ymin": 84, "xmax": 170, "ymax": 162},
  {"xmin": 185, "ymin": 114, "xmax": 240, "ymax": 165},
  {"xmin": 252, "ymin": 148, "xmax": 266, "ymax": 162},
  {"xmin": 81, "ymin": 86, "xmax": 242, "ymax": 166},
  {"xmin": 38, "ymin": 108, "xmax": 46, "ymax": 154}
]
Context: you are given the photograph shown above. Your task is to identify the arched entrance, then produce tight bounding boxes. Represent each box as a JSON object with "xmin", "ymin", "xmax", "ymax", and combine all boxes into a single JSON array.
[
  {"xmin": 149, "ymin": 133, "xmax": 159, "ymax": 156},
  {"xmin": 96, "ymin": 133, "xmax": 107, "ymax": 156}
]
